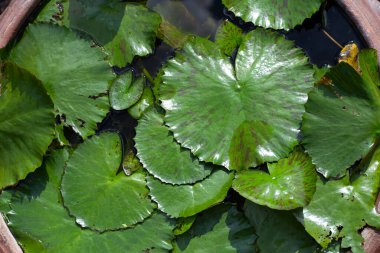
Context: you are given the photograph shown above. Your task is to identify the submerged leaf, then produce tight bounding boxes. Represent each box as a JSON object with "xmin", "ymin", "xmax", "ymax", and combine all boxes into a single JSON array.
[
  {"xmin": 160, "ymin": 29, "xmax": 313, "ymax": 170},
  {"xmin": 9, "ymin": 23, "xmax": 113, "ymax": 138},
  {"xmin": 147, "ymin": 169, "xmax": 234, "ymax": 217},
  {"xmin": 2, "ymin": 149, "xmax": 175, "ymax": 253},
  {"xmin": 0, "ymin": 64, "xmax": 55, "ymax": 189},
  {"xmin": 128, "ymin": 86, "xmax": 155, "ymax": 119},
  {"xmin": 302, "ymin": 49, "xmax": 380, "ymax": 178},
  {"xmin": 135, "ymin": 110, "xmax": 212, "ymax": 184},
  {"xmin": 173, "ymin": 204, "xmax": 256, "ymax": 253},
  {"xmin": 244, "ymin": 201, "xmax": 318, "ymax": 253},
  {"xmin": 303, "ymin": 146, "xmax": 380, "ymax": 252},
  {"xmin": 215, "ymin": 20, "xmax": 243, "ymax": 56},
  {"xmin": 61, "ymin": 132, "xmax": 155, "ymax": 231},
  {"xmin": 233, "ymin": 149, "xmax": 317, "ymax": 210},
  {"xmin": 222, "ymin": 0, "xmax": 324, "ymax": 30}
]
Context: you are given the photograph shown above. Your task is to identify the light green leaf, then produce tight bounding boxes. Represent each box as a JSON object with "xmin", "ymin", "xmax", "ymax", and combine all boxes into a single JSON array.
[
  {"xmin": 0, "ymin": 64, "xmax": 55, "ymax": 189},
  {"xmin": 233, "ymin": 149, "xmax": 317, "ymax": 210},
  {"xmin": 244, "ymin": 201, "xmax": 318, "ymax": 253},
  {"xmin": 61, "ymin": 132, "xmax": 155, "ymax": 231},
  {"xmin": 147, "ymin": 170, "xmax": 234, "ymax": 217},
  {"xmin": 9, "ymin": 23, "xmax": 113, "ymax": 138},
  {"xmin": 109, "ymin": 71, "xmax": 144, "ymax": 111},
  {"xmin": 69, "ymin": 1, "xmax": 161, "ymax": 66},
  {"xmin": 36, "ymin": 0, "xmax": 69, "ymax": 26},
  {"xmin": 215, "ymin": 20, "xmax": 243, "ymax": 56},
  {"xmin": 303, "ymin": 147, "xmax": 380, "ymax": 252},
  {"xmin": 173, "ymin": 205, "xmax": 256, "ymax": 253},
  {"xmin": 222, "ymin": 0, "xmax": 324, "ymax": 30},
  {"xmin": 2, "ymin": 149, "xmax": 175, "ymax": 253},
  {"xmin": 135, "ymin": 110, "xmax": 212, "ymax": 184},
  {"xmin": 160, "ymin": 29, "xmax": 313, "ymax": 170},
  {"xmin": 128, "ymin": 86, "xmax": 155, "ymax": 119},
  {"xmin": 302, "ymin": 50, "xmax": 380, "ymax": 178}
]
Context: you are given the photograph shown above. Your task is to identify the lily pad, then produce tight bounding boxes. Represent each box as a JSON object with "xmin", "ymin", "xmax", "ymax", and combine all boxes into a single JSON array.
[
  {"xmin": 135, "ymin": 110, "xmax": 212, "ymax": 184},
  {"xmin": 303, "ymin": 146, "xmax": 380, "ymax": 252},
  {"xmin": 173, "ymin": 205, "xmax": 256, "ymax": 252},
  {"xmin": 244, "ymin": 201, "xmax": 318, "ymax": 253},
  {"xmin": 0, "ymin": 64, "xmax": 55, "ymax": 189},
  {"xmin": 9, "ymin": 23, "xmax": 113, "ymax": 138},
  {"xmin": 147, "ymin": 169, "xmax": 234, "ymax": 217},
  {"xmin": 128, "ymin": 86, "xmax": 155, "ymax": 119},
  {"xmin": 215, "ymin": 20, "xmax": 243, "ymax": 56},
  {"xmin": 302, "ymin": 49, "xmax": 380, "ymax": 178},
  {"xmin": 1, "ymin": 149, "xmax": 175, "ymax": 253},
  {"xmin": 36, "ymin": 0, "xmax": 69, "ymax": 26},
  {"xmin": 160, "ymin": 29, "xmax": 313, "ymax": 170},
  {"xmin": 222, "ymin": 0, "xmax": 324, "ymax": 30},
  {"xmin": 61, "ymin": 132, "xmax": 155, "ymax": 231},
  {"xmin": 233, "ymin": 149, "xmax": 317, "ymax": 210},
  {"xmin": 69, "ymin": 0, "xmax": 161, "ymax": 66}
]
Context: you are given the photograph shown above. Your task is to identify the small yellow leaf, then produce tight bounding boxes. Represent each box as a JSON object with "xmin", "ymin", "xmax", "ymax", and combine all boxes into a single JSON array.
[{"xmin": 338, "ymin": 42, "xmax": 360, "ymax": 72}]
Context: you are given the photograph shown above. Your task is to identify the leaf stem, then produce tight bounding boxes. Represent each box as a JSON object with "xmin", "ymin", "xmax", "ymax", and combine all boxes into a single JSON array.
[
  {"xmin": 322, "ymin": 29, "xmax": 343, "ymax": 49},
  {"xmin": 142, "ymin": 67, "xmax": 155, "ymax": 85}
]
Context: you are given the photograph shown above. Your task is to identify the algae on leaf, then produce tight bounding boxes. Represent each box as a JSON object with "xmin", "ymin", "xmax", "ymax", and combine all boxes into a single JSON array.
[
  {"xmin": 160, "ymin": 29, "xmax": 313, "ymax": 170},
  {"xmin": 61, "ymin": 132, "xmax": 155, "ymax": 231},
  {"xmin": 9, "ymin": 23, "xmax": 113, "ymax": 138},
  {"xmin": 0, "ymin": 64, "xmax": 55, "ymax": 189}
]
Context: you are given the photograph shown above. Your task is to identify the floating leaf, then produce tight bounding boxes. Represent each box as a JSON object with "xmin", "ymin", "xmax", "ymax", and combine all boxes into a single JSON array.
[
  {"xmin": 135, "ymin": 110, "xmax": 212, "ymax": 184},
  {"xmin": 9, "ymin": 23, "xmax": 113, "ymax": 138},
  {"xmin": 36, "ymin": 0, "xmax": 69, "ymax": 26},
  {"xmin": 338, "ymin": 42, "xmax": 359, "ymax": 72},
  {"xmin": 215, "ymin": 20, "xmax": 243, "ymax": 56},
  {"xmin": 173, "ymin": 205, "xmax": 256, "ymax": 252},
  {"xmin": 233, "ymin": 149, "xmax": 317, "ymax": 210},
  {"xmin": 0, "ymin": 64, "xmax": 54, "ymax": 189},
  {"xmin": 61, "ymin": 132, "xmax": 155, "ymax": 231},
  {"xmin": 222, "ymin": 0, "xmax": 324, "ymax": 30},
  {"xmin": 69, "ymin": 1, "xmax": 161, "ymax": 66},
  {"xmin": 173, "ymin": 216, "xmax": 196, "ymax": 236},
  {"xmin": 302, "ymin": 49, "xmax": 380, "ymax": 178},
  {"xmin": 147, "ymin": 170, "xmax": 234, "ymax": 217},
  {"xmin": 109, "ymin": 71, "xmax": 144, "ymax": 111},
  {"xmin": 128, "ymin": 86, "xmax": 155, "ymax": 119},
  {"xmin": 160, "ymin": 29, "xmax": 313, "ymax": 170},
  {"xmin": 2, "ymin": 149, "xmax": 175, "ymax": 253},
  {"xmin": 244, "ymin": 201, "xmax": 318, "ymax": 253},
  {"xmin": 303, "ymin": 147, "xmax": 380, "ymax": 252},
  {"xmin": 157, "ymin": 19, "xmax": 192, "ymax": 49}
]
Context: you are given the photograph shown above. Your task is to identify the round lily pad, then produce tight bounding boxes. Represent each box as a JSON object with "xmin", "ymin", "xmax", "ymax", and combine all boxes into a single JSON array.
[
  {"xmin": 222, "ymin": 0, "xmax": 324, "ymax": 30},
  {"xmin": 61, "ymin": 132, "xmax": 155, "ymax": 231},
  {"xmin": 0, "ymin": 64, "xmax": 55, "ymax": 189},
  {"xmin": 135, "ymin": 110, "xmax": 212, "ymax": 184},
  {"xmin": 233, "ymin": 149, "xmax": 317, "ymax": 210},
  {"xmin": 160, "ymin": 29, "xmax": 313, "ymax": 170}
]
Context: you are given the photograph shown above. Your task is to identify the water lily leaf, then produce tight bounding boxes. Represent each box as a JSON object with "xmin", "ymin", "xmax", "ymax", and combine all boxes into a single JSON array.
[
  {"xmin": 173, "ymin": 204, "xmax": 256, "ymax": 253},
  {"xmin": 147, "ymin": 169, "xmax": 234, "ymax": 217},
  {"xmin": 222, "ymin": 0, "xmax": 324, "ymax": 30},
  {"xmin": 61, "ymin": 132, "xmax": 155, "ymax": 231},
  {"xmin": 54, "ymin": 124, "xmax": 69, "ymax": 146},
  {"xmin": 128, "ymin": 86, "xmax": 155, "ymax": 119},
  {"xmin": 109, "ymin": 71, "xmax": 144, "ymax": 111},
  {"xmin": 69, "ymin": 0, "xmax": 161, "ymax": 66},
  {"xmin": 2, "ymin": 149, "xmax": 175, "ymax": 253},
  {"xmin": 9, "ymin": 23, "xmax": 113, "ymax": 138},
  {"xmin": 338, "ymin": 42, "xmax": 359, "ymax": 72},
  {"xmin": 303, "ymin": 146, "xmax": 380, "ymax": 252},
  {"xmin": 359, "ymin": 49, "xmax": 380, "ymax": 88},
  {"xmin": 233, "ymin": 149, "xmax": 317, "ymax": 210},
  {"xmin": 215, "ymin": 20, "xmax": 243, "ymax": 56},
  {"xmin": 160, "ymin": 29, "xmax": 313, "ymax": 170},
  {"xmin": 36, "ymin": 0, "xmax": 69, "ymax": 26},
  {"xmin": 173, "ymin": 216, "xmax": 196, "ymax": 236},
  {"xmin": 157, "ymin": 19, "xmax": 192, "ymax": 49},
  {"xmin": 302, "ymin": 49, "xmax": 380, "ymax": 178},
  {"xmin": 0, "ymin": 64, "xmax": 55, "ymax": 189},
  {"xmin": 135, "ymin": 110, "xmax": 212, "ymax": 184},
  {"xmin": 244, "ymin": 201, "xmax": 318, "ymax": 253}
]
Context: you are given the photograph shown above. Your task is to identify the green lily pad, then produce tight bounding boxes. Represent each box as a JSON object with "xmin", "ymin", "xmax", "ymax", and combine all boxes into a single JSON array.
[
  {"xmin": 160, "ymin": 29, "xmax": 313, "ymax": 170},
  {"xmin": 215, "ymin": 20, "xmax": 243, "ymax": 56},
  {"xmin": 9, "ymin": 23, "xmax": 113, "ymax": 138},
  {"xmin": 128, "ymin": 86, "xmax": 155, "ymax": 119},
  {"xmin": 36, "ymin": 0, "xmax": 69, "ymax": 26},
  {"xmin": 69, "ymin": 1, "xmax": 161, "ymax": 66},
  {"xmin": 244, "ymin": 201, "xmax": 318, "ymax": 253},
  {"xmin": 0, "ymin": 64, "xmax": 55, "ymax": 189},
  {"xmin": 302, "ymin": 49, "xmax": 380, "ymax": 178},
  {"xmin": 222, "ymin": 0, "xmax": 324, "ymax": 30},
  {"xmin": 173, "ymin": 216, "xmax": 196, "ymax": 236},
  {"xmin": 61, "ymin": 132, "xmax": 155, "ymax": 231},
  {"xmin": 233, "ymin": 149, "xmax": 317, "ymax": 210},
  {"xmin": 173, "ymin": 205, "xmax": 256, "ymax": 252},
  {"xmin": 1, "ymin": 149, "xmax": 175, "ymax": 253},
  {"xmin": 135, "ymin": 110, "xmax": 212, "ymax": 184},
  {"xmin": 147, "ymin": 169, "xmax": 234, "ymax": 217},
  {"xmin": 303, "ymin": 146, "xmax": 380, "ymax": 252},
  {"xmin": 109, "ymin": 71, "xmax": 144, "ymax": 111}
]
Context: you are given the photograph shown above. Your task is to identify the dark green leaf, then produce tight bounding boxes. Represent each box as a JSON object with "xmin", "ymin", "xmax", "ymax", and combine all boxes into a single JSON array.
[
  {"xmin": 215, "ymin": 20, "xmax": 243, "ymax": 56},
  {"xmin": 128, "ymin": 86, "xmax": 155, "ymax": 119}
]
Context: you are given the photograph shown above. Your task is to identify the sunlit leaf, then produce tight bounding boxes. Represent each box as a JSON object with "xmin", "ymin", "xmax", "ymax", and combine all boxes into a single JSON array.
[
  {"xmin": 0, "ymin": 64, "xmax": 55, "ymax": 189},
  {"xmin": 160, "ymin": 29, "xmax": 313, "ymax": 170}
]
